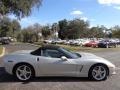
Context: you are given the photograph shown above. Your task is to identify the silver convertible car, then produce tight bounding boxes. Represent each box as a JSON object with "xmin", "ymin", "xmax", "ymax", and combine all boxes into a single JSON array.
[{"xmin": 3, "ymin": 45, "xmax": 116, "ymax": 81}]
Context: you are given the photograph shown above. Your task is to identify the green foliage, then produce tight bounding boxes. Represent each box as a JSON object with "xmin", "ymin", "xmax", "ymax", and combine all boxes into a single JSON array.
[
  {"xmin": 88, "ymin": 26, "xmax": 105, "ymax": 38},
  {"xmin": 68, "ymin": 19, "xmax": 89, "ymax": 39},
  {"xmin": 16, "ymin": 23, "xmax": 45, "ymax": 43},
  {"xmin": 16, "ymin": 31, "xmax": 23, "ymax": 42},
  {"xmin": 58, "ymin": 19, "xmax": 68, "ymax": 39},
  {"xmin": 0, "ymin": 17, "xmax": 21, "ymax": 37},
  {"xmin": 0, "ymin": 17, "xmax": 11, "ymax": 37},
  {"xmin": 42, "ymin": 25, "xmax": 51, "ymax": 39},
  {"xmin": 111, "ymin": 26, "xmax": 120, "ymax": 38},
  {"xmin": 0, "ymin": 0, "xmax": 42, "ymax": 19},
  {"xmin": 18, "ymin": 27, "xmax": 39, "ymax": 43},
  {"xmin": 12, "ymin": 19, "xmax": 120, "ymax": 44},
  {"xmin": 58, "ymin": 18, "xmax": 89, "ymax": 39}
]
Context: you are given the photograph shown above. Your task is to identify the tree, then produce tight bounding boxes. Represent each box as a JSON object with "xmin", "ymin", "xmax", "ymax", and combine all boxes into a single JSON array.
[
  {"xmin": 111, "ymin": 26, "xmax": 120, "ymax": 38},
  {"xmin": 58, "ymin": 18, "xmax": 89, "ymax": 39},
  {"xmin": 0, "ymin": 17, "xmax": 21, "ymax": 37},
  {"xmin": 0, "ymin": 0, "xmax": 42, "ymax": 19},
  {"xmin": 112, "ymin": 30, "xmax": 120, "ymax": 38},
  {"xmin": 20, "ymin": 26, "xmax": 39, "ymax": 43},
  {"xmin": 67, "ymin": 19, "xmax": 89, "ymax": 39},
  {"xmin": 89, "ymin": 26, "xmax": 105, "ymax": 38},
  {"xmin": 17, "ymin": 23, "xmax": 45, "ymax": 43},
  {"xmin": 16, "ymin": 31, "xmax": 23, "ymax": 42},
  {"xmin": 0, "ymin": 17, "xmax": 12, "ymax": 37},
  {"xmin": 58, "ymin": 19, "xmax": 68, "ymax": 39},
  {"xmin": 33, "ymin": 23, "xmax": 42, "ymax": 32},
  {"xmin": 11, "ymin": 19, "xmax": 21, "ymax": 37},
  {"xmin": 42, "ymin": 25, "xmax": 51, "ymax": 39}
]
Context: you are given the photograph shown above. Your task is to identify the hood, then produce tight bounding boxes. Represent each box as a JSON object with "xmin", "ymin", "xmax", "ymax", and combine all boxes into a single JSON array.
[
  {"xmin": 80, "ymin": 52, "xmax": 104, "ymax": 60},
  {"xmin": 77, "ymin": 52, "xmax": 115, "ymax": 67}
]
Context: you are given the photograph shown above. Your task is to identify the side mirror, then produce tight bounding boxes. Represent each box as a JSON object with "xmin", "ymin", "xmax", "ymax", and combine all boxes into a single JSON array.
[{"xmin": 61, "ymin": 56, "xmax": 68, "ymax": 61}]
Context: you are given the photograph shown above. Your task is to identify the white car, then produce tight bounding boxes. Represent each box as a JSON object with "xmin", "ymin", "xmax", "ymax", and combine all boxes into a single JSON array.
[{"xmin": 3, "ymin": 45, "xmax": 116, "ymax": 81}]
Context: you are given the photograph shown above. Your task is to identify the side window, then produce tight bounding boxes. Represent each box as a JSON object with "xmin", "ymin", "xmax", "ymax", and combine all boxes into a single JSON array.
[
  {"xmin": 42, "ymin": 49, "xmax": 63, "ymax": 58},
  {"xmin": 31, "ymin": 48, "xmax": 41, "ymax": 56}
]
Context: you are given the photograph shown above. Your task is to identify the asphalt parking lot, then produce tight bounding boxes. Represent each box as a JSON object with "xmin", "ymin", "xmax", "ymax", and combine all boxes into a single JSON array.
[{"xmin": 0, "ymin": 43, "xmax": 120, "ymax": 90}]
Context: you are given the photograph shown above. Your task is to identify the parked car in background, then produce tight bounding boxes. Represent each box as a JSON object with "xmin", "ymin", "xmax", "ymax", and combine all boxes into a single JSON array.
[
  {"xmin": 0, "ymin": 37, "xmax": 12, "ymax": 45},
  {"xmin": 98, "ymin": 39, "xmax": 117, "ymax": 48},
  {"xmin": 81, "ymin": 39, "xmax": 90, "ymax": 46},
  {"xmin": 51, "ymin": 39, "xmax": 64, "ymax": 44},
  {"xmin": 83, "ymin": 41, "xmax": 98, "ymax": 47},
  {"xmin": 44, "ymin": 39, "xmax": 53, "ymax": 44},
  {"xmin": 111, "ymin": 39, "xmax": 120, "ymax": 45},
  {"xmin": 1, "ymin": 39, "xmax": 10, "ymax": 44},
  {"xmin": 43, "ymin": 38, "xmax": 120, "ymax": 48},
  {"xmin": 70, "ymin": 40, "xmax": 79, "ymax": 45}
]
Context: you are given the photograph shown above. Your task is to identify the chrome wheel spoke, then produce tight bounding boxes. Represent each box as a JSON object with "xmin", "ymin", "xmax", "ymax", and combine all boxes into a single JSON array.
[
  {"xmin": 17, "ymin": 68, "xmax": 23, "ymax": 73},
  {"xmin": 98, "ymin": 66, "xmax": 102, "ymax": 71},
  {"xmin": 23, "ymin": 66, "xmax": 27, "ymax": 72},
  {"xmin": 16, "ymin": 65, "xmax": 32, "ymax": 81},
  {"xmin": 99, "ymin": 73, "xmax": 103, "ymax": 78},
  {"xmin": 101, "ymin": 70, "xmax": 105, "ymax": 74},
  {"xmin": 26, "ymin": 71, "xmax": 31, "ymax": 74},
  {"xmin": 92, "ymin": 65, "xmax": 107, "ymax": 80},
  {"xmin": 23, "ymin": 74, "xmax": 27, "ymax": 79},
  {"xmin": 93, "ymin": 69, "xmax": 97, "ymax": 73},
  {"xmin": 19, "ymin": 72, "xmax": 24, "ymax": 77},
  {"xmin": 94, "ymin": 73, "xmax": 100, "ymax": 78}
]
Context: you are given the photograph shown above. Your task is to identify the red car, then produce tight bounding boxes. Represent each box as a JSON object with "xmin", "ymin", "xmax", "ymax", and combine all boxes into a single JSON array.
[{"xmin": 84, "ymin": 41, "xmax": 98, "ymax": 47}]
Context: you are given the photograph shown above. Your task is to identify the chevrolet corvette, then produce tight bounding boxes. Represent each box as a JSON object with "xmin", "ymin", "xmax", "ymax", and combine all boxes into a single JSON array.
[{"xmin": 3, "ymin": 45, "xmax": 116, "ymax": 81}]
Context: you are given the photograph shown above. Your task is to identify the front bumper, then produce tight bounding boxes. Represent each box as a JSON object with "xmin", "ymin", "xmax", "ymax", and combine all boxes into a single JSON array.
[{"xmin": 109, "ymin": 67, "xmax": 116, "ymax": 76}]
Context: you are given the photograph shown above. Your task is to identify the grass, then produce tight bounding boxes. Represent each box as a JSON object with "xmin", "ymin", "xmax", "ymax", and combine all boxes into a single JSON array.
[{"xmin": 0, "ymin": 46, "xmax": 3, "ymax": 55}]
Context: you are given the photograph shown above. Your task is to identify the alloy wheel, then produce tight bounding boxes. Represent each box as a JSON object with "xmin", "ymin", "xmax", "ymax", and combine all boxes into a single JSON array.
[{"xmin": 16, "ymin": 65, "xmax": 32, "ymax": 81}]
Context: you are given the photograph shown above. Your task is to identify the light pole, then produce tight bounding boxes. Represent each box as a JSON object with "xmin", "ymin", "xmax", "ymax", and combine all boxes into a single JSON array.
[{"xmin": 53, "ymin": 23, "xmax": 59, "ymax": 40}]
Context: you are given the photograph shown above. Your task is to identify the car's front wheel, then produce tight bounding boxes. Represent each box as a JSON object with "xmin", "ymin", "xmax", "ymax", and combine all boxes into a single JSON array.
[
  {"xmin": 89, "ymin": 64, "xmax": 108, "ymax": 81},
  {"xmin": 14, "ymin": 64, "xmax": 34, "ymax": 81}
]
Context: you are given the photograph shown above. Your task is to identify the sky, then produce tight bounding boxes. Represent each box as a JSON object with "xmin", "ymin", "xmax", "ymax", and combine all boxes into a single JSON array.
[{"xmin": 10, "ymin": 0, "xmax": 120, "ymax": 28}]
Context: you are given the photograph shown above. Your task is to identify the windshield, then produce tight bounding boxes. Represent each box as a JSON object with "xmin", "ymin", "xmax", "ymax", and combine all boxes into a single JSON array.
[{"xmin": 59, "ymin": 48, "xmax": 81, "ymax": 59}]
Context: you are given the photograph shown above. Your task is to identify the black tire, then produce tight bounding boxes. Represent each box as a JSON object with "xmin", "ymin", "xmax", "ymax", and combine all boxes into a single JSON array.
[
  {"xmin": 13, "ymin": 63, "xmax": 35, "ymax": 81},
  {"xmin": 89, "ymin": 64, "xmax": 108, "ymax": 81}
]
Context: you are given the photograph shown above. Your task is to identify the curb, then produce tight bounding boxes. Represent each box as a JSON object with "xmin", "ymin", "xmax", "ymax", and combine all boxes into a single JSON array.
[{"xmin": 0, "ymin": 47, "xmax": 5, "ymax": 57}]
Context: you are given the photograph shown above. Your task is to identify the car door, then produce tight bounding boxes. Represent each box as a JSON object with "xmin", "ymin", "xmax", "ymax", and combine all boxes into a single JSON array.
[{"xmin": 37, "ymin": 49, "xmax": 78, "ymax": 76}]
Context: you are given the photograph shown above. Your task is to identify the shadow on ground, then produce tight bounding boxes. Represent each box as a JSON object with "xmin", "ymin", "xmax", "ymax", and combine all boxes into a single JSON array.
[{"xmin": 0, "ymin": 67, "xmax": 97, "ymax": 84}]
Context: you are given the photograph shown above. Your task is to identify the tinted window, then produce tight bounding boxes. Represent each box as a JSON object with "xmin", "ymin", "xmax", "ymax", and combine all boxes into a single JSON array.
[
  {"xmin": 59, "ymin": 48, "xmax": 80, "ymax": 59},
  {"xmin": 42, "ymin": 49, "xmax": 64, "ymax": 58},
  {"xmin": 31, "ymin": 48, "xmax": 41, "ymax": 56}
]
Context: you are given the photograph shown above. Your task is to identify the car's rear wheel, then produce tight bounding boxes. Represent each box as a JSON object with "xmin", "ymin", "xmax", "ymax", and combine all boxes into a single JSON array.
[
  {"xmin": 14, "ymin": 64, "xmax": 34, "ymax": 81},
  {"xmin": 89, "ymin": 64, "xmax": 108, "ymax": 81}
]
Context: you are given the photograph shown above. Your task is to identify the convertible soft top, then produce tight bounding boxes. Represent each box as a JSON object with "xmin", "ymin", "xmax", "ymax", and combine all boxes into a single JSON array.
[
  {"xmin": 41, "ymin": 44, "xmax": 60, "ymax": 49},
  {"xmin": 31, "ymin": 45, "xmax": 60, "ymax": 56}
]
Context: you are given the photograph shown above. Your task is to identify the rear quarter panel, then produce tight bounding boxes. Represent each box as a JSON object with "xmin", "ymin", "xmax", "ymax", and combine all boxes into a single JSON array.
[{"xmin": 3, "ymin": 53, "xmax": 38, "ymax": 75}]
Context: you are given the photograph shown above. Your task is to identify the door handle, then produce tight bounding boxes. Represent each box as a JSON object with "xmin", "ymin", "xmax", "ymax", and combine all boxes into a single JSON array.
[{"xmin": 37, "ymin": 57, "xmax": 39, "ymax": 61}]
